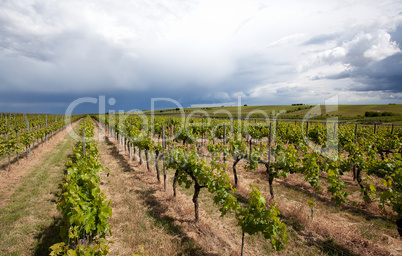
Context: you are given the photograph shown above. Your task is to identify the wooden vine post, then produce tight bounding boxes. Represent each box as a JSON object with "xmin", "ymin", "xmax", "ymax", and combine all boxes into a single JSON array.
[
  {"xmin": 222, "ymin": 123, "xmax": 226, "ymax": 163},
  {"xmin": 354, "ymin": 123, "xmax": 358, "ymax": 143},
  {"xmin": 27, "ymin": 119, "xmax": 31, "ymax": 159},
  {"xmin": 129, "ymin": 120, "xmax": 132, "ymax": 162},
  {"xmin": 202, "ymin": 117, "xmax": 204, "ymax": 146},
  {"xmin": 353, "ymin": 123, "xmax": 358, "ymax": 181},
  {"xmin": 5, "ymin": 116, "xmax": 11, "ymax": 172},
  {"xmin": 82, "ymin": 128, "xmax": 86, "ymax": 157},
  {"xmin": 162, "ymin": 125, "xmax": 167, "ymax": 191},
  {"xmin": 241, "ymin": 232, "xmax": 245, "ymax": 256},
  {"xmin": 306, "ymin": 121, "xmax": 309, "ymax": 134},
  {"xmin": 6, "ymin": 132, "xmax": 11, "ymax": 172},
  {"xmin": 333, "ymin": 121, "xmax": 337, "ymax": 139},
  {"xmin": 268, "ymin": 122, "xmax": 272, "ymax": 166}
]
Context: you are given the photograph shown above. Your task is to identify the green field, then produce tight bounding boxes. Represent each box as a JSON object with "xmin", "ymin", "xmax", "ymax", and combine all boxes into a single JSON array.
[{"xmin": 144, "ymin": 104, "xmax": 402, "ymax": 124}]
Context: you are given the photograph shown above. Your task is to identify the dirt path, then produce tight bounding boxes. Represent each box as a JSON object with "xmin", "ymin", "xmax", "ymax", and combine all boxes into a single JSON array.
[{"xmin": 0, "ymin": 121, "xmax": 80, "ymax": 255}]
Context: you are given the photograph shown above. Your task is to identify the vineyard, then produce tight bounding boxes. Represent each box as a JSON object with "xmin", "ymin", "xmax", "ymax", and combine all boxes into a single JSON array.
[
  {"xmin": 0, "ymin": 112, "xmax": 401, "ymax": 255},
  {"xmin": 0, "ymin": 113, "xmax": 80, "ymax": 171},
  {"xmin": 95, "ymin": 113, "xmax": 401, "ymax": 255}
]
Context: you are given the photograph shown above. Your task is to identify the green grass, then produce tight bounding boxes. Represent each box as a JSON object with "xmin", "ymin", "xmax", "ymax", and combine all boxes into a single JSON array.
[
  {"xmin": 146, "ymin": 104, "xmax": 313, "ymax": 118},
  {"xmin": 141, "ymin": 104, "xmax": 402, "ymax": 123},
  {"xmin": 0, "ymin": 125, "xmax": 79, "ymax": 255}
]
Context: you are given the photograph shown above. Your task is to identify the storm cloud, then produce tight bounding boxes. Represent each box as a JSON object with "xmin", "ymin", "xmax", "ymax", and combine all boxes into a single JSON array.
[{"xmin": 0, "ymin": 0, "xmax": 401, "ymax": 113}]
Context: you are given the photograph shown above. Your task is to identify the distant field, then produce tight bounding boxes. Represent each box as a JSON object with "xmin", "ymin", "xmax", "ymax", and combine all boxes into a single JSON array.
[{"xmin": 143, "ymin": 104, "xmax": 402, "ymax": 124}]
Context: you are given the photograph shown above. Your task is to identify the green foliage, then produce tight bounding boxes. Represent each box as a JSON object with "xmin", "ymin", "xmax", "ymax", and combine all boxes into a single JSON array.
[
  {"xmin": 0, "ymin": 113, "xmax": 79, "ymax": 158},
  {"xmin": 51, "ymin": 116, "xmax": 112, "ymax": 255},
  {"xmin": 307, "ymin": 199, "xmax": 315, "ymax": 209},
  {"xmin": 167, "ymin": 146, "xmax": 232, "ymax": 198},
  {"xmin": 135, "ymin": 135, "xmax": 154, "ymax": 150},
  {"xmin": 166, "ymin": 146, "xmax": 288, "ymax": 252},
  {"xmin": 365, "ymin": 111, "xmax": 398, "ymax": 117},
  {"xmin": 307, "ymin": 124, "xmax": 326, "ymax": 145},
  {"xmin": 326, "ymin": 161, "xmax": 349, "ymax": 204},
  {"xmin": 368, "ymin": 153, "xmax": 402, "ymax": 218},
  {"xmin": 236, "ymin": 186, "xmax": 288, "ymax": 251},
  {"xmin": 229, "ymin": 133, "xmax": 248, "ymax": 156},
  {"xmin": 93, "ymin": 112, "xmax": 402, "ymax": 246},
  {"xmin": 175, "ymin": 128, "xmax": 196, "ymax": 145},
  {"xmin": 49, "ymin": 239, "xmax": 110, "ymax": 256},
  {"xmin": 275, "ymin": 143, "xmax": 299, "ymax": 176},
  {"xmin": 301, "ymin": 149, "xmax": 322, "ymax": 190}
]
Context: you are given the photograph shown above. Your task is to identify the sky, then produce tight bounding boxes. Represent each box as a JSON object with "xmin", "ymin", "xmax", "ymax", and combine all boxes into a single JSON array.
[{"xmin": 0, "ymin": 0, "xmax": 402, "ymax": 114}]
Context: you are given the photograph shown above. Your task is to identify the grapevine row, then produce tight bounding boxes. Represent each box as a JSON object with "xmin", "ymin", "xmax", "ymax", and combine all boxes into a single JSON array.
[
  {"xmin": 50, "ymin": 116, "xmax": 112, "ymax": 255},
  {"xmin": 94, "ymin": 115, "xmax": 289, "ymax": 253},
  {"xmin": 96, "ymin": 113, "xmax": 402, "ymax": 239},
  {"xmin": 0, "ymin": 113, "xmax": 82, "ymax": 171}
]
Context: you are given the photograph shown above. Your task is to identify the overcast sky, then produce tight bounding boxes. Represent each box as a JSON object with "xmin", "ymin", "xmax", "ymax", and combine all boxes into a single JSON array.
[{"xmin": 0, "ymin": 0, "xmax": 401, "ymax": 114}]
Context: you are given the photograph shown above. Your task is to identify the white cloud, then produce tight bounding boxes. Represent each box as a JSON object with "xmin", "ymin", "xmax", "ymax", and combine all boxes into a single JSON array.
[
  {"xmin": 307, "ymin": 29, "xmax": 400, "ymax": 69},
  {"xmin": 266, "ymin": 33, "xmax": 306, "ymax": 48},
  {"xmin": 318, "ymin": 47, "xmax": 347, "ymax": 64},
  {"xmin": 363, "ymin": 30, "xmax": 400, "ymax": 60},
  {"xmin": 338, "ymin": 90, "xmax": 402, "ymax": 103}
]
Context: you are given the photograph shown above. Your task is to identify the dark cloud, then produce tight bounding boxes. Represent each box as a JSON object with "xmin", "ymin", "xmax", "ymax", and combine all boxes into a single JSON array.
[
  {"xmin": 390, "ymin": 24, "xmax": 402, "ymax": 47},
  {"xmin": 350, "ymin": 53, "xmax": 402, "ymax": 92},
  {"xmin": 302, "ymin": 33, "xmax": 338, "ymax": 45},
  {"xmin": 344, "ymin": 36, "xmax": 374, "ymax": 67},
  {"xmin": 1, "ymin": 0, "xmax": 402, "ymax": 113},
  {"xmin": 321, "ymin": 52, "xmax": 402, "ymax": 92},
  {"xmin": 324, "ymin": 71, "xmax": 351, "ymax": 80},
  {"xmin": 0, "ymin": 89, "xmax": 187, "ymax": 114},
  {"xmin": 319, "ymin": 53, "xmax": 402, "ymax": 93},
  {"xmin": 311, "ymin": 26, "xmax": 402, "ymax": 94}
]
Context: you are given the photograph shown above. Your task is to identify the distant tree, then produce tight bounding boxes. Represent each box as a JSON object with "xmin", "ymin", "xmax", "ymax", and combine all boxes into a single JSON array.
[{"xmin": 365, "ymin": 111, "xmax": 397, "ymax": 117}]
